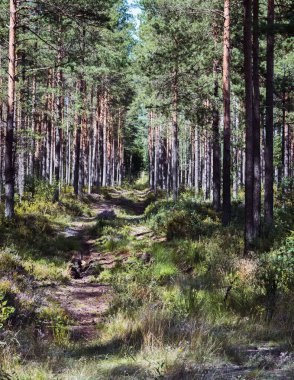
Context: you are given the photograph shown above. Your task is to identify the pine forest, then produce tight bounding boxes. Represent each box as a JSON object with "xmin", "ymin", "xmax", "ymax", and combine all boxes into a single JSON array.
[{"xmin": 0, "ymin": 0, "xmax": 293, "ymax": 378}]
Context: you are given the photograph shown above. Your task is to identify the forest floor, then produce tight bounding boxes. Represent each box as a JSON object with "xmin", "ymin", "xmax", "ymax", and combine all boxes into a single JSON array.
[{"xmin": 1, "ymin": 187, "xmax": 294, "ymax": 379}]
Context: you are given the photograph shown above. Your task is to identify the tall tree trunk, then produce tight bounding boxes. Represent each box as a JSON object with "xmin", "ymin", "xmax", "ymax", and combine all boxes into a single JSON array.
[
  {"xmin": 222, "ymin": 0, "xmax": 231, "ymax": 225},
  {"xmin": 118, "ymin": 120, "xmax": 124, "ymax": 186},
  {"xmin": 17, "ymin": 47, "xmax": 26, "ymax": 203},
  {"xmin": 212, "ymin": 30, "xmax": 221, "ymax": 210},
  {"xmin": 49, "ymin": 73, "xmax": 54, "ymax": 185},
  {"xmin": 148, "ymin": 111, "xmax": 154, "ymax": 189},
  {"xmin": 79, "ymin": 80, "xmax": 88, "ymax": 191},
  {"xmin": 282, "ymin": 80, "xmax": 289, "ymax": 188},
  {"xmin": 17, "ymin": 100, "xmax": 25, "ymax": 202},
  {"xmin": 154, "ymin": 120, "xmax": 159, "ymax": 196},
  {"xmin": 53, "ymin": 56, "xmax": 63, "ymax": 202},
  {"xmin": 31, "ymin": 74, "xmax": 38, "ymax": 177},
  {"xmin": 284, "ymin": 123, "xmax": 289, "ymax": 180},
  {"xmin": 194, "ymin": 127, "xmax": 199, "ymax": 193},
  {"xmin": 162, "ymin": 135, "xmax": 167, "ymax": 190},
  {"xmin": 206, "ymin": 133, "xmax": 212, "ymax": 199},
  {"xmin": 244, "ymin": 0, "xmax": 254, "ymax": 251},
  {"xmin": 264, "ymin": 0, "xmax": 275, "ymax": 226},
  {"xmin": 94, "ymin": 90, "xmax": 101, "ymax": 187},
  {"xmin": 172, "ymin": 66, "xmax": 179, "ymax": 201},
  {"xmin": 252, "ymin": 0, "xmax": 261, "ymax": 237},
  {"xmin": 74, "ymin": 80, "xmax": 82, "ymax": 196},
  {"xmin": 5, "ymin": 0, "xmax": 17, "ymax": 218},
  {"xmin": 167, "ymin": 129, "xmax": 172, "ymax": 194},
  {"xmin": 159, "ymin": 124, "xmax": 164, "ymax": 189},
  {"xmin": 88, "ymin": 86, "xmax": 95, "ymax": 193},
  {"xmin": 65, "ymin": 95, "xmax": 71, "ymax": 186},
  {"xmin": 233, "ymin": 97, "xmax": 240, "ymax": 199},
  {"xmin": 102, "ymin": 92, "xmax": 107, "ymax": 187}
]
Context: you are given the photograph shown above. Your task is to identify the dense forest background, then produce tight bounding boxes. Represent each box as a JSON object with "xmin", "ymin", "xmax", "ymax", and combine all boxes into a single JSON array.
[
  {"xmin": 0, "ymin": 0, "xmax": 293, "ymax": 248},
  {"xmin": 0, "ymin": 0, "xmax": 294, "ymax": 379}
]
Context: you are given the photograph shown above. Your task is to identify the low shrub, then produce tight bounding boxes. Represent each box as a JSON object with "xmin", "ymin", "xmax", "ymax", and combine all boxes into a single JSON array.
[
  {"xmin": 0, "ymin": 293, "xmax": 15, "ymax": 329},
  {"xmin": 256, "ymin": 233, "xmax": 294, "ymax": 321},
  {"xmin": 0, "ymin": 249, "xmax": 25, "ymax": 275},
  {"xmin": 146, "ymin": 198, "xmax": 220, "ymax": 240},
  {"xmin": 153, "ymin": 262, "xmax": 178, "ymax": 282},
  {"xmin": 38, "ymin": 305, "xmax": 70, "ymax": 346}
]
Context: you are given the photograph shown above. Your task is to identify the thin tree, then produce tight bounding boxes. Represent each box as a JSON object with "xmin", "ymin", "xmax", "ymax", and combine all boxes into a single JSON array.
[
  {"xmin": 53, "ymin": 20, "xmax": 64, "ymax": 202},
  {"xmin": 222, "ymin": 0, "xmax": 231, "ymax": 225},
  {"xmin": 74, "ymin": 79, "xmax": 82, "ymax": 196},
  {"xmin": 252, "ymin": 0, "xmax": 261, "ymax": 237},
  {"xmin": 5, "ymin": 0, "xmax": 17, "ymax": 218},
  {"xmin": 172, "ymin": 64, "xmax": 179, "ymax": 202},
  {"xmin": 244, "ymin": 0, "xmax": 254, "ymax": 251},
  {"xmin": 264, "ymin": 0, "xmax": 275, "ymax": 226},
  {"xmin": 212, "ymin": 24, "xmax": 221, "ymax": 211}
]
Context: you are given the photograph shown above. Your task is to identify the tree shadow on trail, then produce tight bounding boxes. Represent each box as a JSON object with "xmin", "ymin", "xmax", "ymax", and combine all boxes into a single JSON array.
[
  {"xmin": 0, "ymin": 213, "xmax": 81, "ymax": 264},
  {"xmin": 109, "ymin": 196, "xmax": 147, "ymax": 215},
  {"xmin": 67, "ymin": 332, "xmax": 144, "ymax": 359},
  {"xmin": 102, "ymin": 191, "xmax": 152, "ymax": 216}
]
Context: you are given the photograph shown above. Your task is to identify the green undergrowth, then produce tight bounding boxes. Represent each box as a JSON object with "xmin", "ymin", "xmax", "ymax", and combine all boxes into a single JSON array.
[
  {"xmin": 91, "ymin": 190, "xmax": 294, "ymax": 376},
  {"xmin": 0, "ymin": 184, "xmax": 92, "ymax": 260},
  {"xmin": 1, "ymin": 187, "xmax": 294, "ymax": 379},
  {"xmin": 0, "ymin": 185, "xmax": 94, "ymax": 366}
]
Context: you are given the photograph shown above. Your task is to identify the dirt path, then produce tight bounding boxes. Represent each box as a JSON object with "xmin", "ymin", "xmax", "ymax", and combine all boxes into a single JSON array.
[{"xmin": 49, "ymin": 190, "xmax": 150, "ymax": 341}]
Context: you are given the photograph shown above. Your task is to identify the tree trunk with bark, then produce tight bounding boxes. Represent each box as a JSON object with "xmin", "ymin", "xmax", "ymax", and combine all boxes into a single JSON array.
[
  {"xmin": 5, "ymin": 0, "xmax": 17, "ymax": 218},
  {"xmin": 222, "ymin": 0, "xmax": 231, "ymax": 225},
  {"xmin": 212, "ymin": 31, "xmax": 221, "ymax": 210},
  {"xmin": 74, "ymin": 80, "xmax": 83, "ymax": 196},
  {"xmin": 172, "ymin": 67, "xmax": 179, "ymax": 201},
  {"xmin": 244, "ymin": 0, "xmax": 254, "ymax": 251},
  {"xmin": 252, "ymin": 0, "xmax": 261, "ymax": 237},
  {"xmin": 264, "ymin": 0, "xmax": 275, "ymax": 226}
]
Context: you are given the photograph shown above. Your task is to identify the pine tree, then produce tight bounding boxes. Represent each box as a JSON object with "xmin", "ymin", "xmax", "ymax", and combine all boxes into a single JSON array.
[
  {"xmin": 5, "ymin": 0, "xmax": 17, "ymax": 218},
  {"xmin": 222, "ymin": 0, "xmax": 231, "ymax": 225},
  {"xmin": 264, "ymin": 0, "xmax": 275, "ymax": 226}
]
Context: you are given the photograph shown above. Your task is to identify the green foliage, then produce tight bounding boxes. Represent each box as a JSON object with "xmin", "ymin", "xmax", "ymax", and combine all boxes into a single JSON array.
[
  {"xmin": 38, "ymin": 306, "xmax": 69, "ymax": 346},
  {"xmin": 98, "ymin": 269, "xmax": 113, "ymax": 283},
  {"xmin": 0, "ymin": 249, "xmax": 24, "ymax": 274},
  {"xmin": 146, "ymin": 197, "xmax": 220, "ymax": 240},
  {"xmin": 0, "ymin": 293, "xmax": 15, "ymax": 329},
  {"xmin": 25, "ymin": 258, "xmax": 67, "ymax": 282},
  {"xmin": 259, "ymin": 232, "xmax": 294, "ymax": 292},
  {"xmin": 97, "ymin": 225, "xmax": 131, "ymax": 253},
  {"xmin": 153, "ymin": 262, "xmax": 178, "ymax": 282},
  {"xmin": 24, "ymin": 177, "xmax": 56, "ymax": 202}
]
